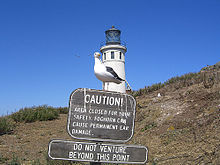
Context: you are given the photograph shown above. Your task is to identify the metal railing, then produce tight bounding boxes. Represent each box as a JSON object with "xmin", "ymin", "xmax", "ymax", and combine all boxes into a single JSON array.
[{"xmin": 100, "ymin": 41, "xmax": 126, "ymax": 48}]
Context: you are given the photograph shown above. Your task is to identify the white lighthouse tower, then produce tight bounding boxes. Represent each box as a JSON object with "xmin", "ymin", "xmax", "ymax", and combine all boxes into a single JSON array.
[{"xmin": 100, "ymin": 26, "xmax": 127, "ymax": 93}]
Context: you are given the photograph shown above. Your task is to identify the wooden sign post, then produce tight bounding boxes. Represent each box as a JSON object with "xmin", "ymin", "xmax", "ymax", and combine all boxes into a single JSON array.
[{"xmin": 48, "ymin": 88, "xmax": 148, "ymax": 164}]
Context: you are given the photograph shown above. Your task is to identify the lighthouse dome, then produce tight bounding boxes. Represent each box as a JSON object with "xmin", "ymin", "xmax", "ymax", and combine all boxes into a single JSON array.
[{"xmin": 105, "ymin": 26, "xmax": 121, "ymax": 45}]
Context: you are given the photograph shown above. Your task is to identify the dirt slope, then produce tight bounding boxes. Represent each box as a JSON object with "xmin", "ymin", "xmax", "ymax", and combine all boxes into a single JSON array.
[
  {"xmin": 131, "ymin": 83, "xmax": 220, "ymax": 164},
  {"xmin": 0, "ymin": 69, "xmax": 220, "ymax": 165},
  {"xmin": 0, "ymin": 114, "xmax": 73, "ymax": 164}
]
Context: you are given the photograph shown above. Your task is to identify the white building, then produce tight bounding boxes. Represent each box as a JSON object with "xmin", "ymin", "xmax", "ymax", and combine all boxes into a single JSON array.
[{"xmin": 100, "ymin": 26, "xmax": 127, "ymax": 93}]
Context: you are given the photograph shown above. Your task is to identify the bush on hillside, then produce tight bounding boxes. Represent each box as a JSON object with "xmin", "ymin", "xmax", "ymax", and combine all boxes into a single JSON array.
[
  {"xmin": 7, "ymin": 154, "xmax": 21, "ymax": 165},
  {"xmin": 131, "ymin": 72, "xmax": 201, "ymax": 97},
  {"xmin": 164, "ymin": 72, "xmax": 199, "ymax": 85},
  {"xmin": 0, "ymin": 116, "xmax": 14, "ymax": 135},
  {"xmin": 56, "ymin": 107, "xmax": 68, "ymax": 114},
  {"xmin": 131, "ymin": 82, "xmax": 165, "ymax": 97},
  {"xmin": 10, "ymin": 105, "xmax": 59, "ymax": 123}
]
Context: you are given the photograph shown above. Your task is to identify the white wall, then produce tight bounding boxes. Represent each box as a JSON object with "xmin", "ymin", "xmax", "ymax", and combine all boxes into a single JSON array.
[{"xmin": 100, "ymin": 45, "xmax": 127, "ymax": 93}]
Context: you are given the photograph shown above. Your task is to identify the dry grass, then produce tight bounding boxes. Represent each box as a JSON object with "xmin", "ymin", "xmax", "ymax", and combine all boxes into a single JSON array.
[{"xmin": 1, "ymin": 64, "xmax": 220, "ymax": 164}]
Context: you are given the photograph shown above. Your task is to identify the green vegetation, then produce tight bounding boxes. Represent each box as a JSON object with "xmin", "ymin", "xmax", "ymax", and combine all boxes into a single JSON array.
[
  {"xmin": 0, "ymin": 105, "xmax": 68, "ymax": 136},
  {"xmin": 2, "ymin": 152, "xmax": 83, "ymax": 165},
  {"xmin": 141, "ymin": 122, "xmax": 157, "ymax": 132},
  {"xmin": 7, "ymin": 154, "xmax": 21, "ymax": 165},
  {"xmin": 165, "ymin": 72, "xmax": 199, "ymax": 85},
  {"xmin": 0, "ymin": 116, "xmax": 14, "ymax": 135},
  {"xmin": 45, "ymin": 152, "xmax": 82, "ymax": 165},
  {"xmin": 56, "ymin": 107, "xmax": 68, "ymax": 114},
  {"xmin": 46, "ymin": 159, "xmax": 81, "ymax": 165},
  {"xmin": 0, "ymin": 154, "xmax": 9, "ymax": 164},
  {"xmin": 31, "ymin": 159, "xmax": 42, "ymax": 165},
  {"xmin": 131, "ymin": 82, "xmax": 165, "ymax": 97},
  {"xmin": 132, "ymin": 72, "xmax": 200, "ymax": 97},
  {"xmin": 1, "ymin": 154, "xmax": 82, "ymax": 165},
  {"xmin": 10, "ymin": 105, "xmax": 59, "ymax": 123}
]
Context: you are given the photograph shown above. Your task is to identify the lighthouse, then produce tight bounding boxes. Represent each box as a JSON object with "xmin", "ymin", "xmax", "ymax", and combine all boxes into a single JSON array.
[{"xmin": 100, "ymin": 26, "xmax": 127, "ymax": 93}]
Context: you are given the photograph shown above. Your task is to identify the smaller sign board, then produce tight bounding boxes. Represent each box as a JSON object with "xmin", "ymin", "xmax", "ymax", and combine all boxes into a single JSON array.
[
  {"xmin": 67, "ymin": 88, "xmax": 136, "ymax": 142},
  {"xmin": 48, "ymin": 140, "xmax": 148, "ymax": 164}
]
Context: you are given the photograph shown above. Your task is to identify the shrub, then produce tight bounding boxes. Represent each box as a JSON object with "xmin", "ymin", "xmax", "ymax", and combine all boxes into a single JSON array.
[
  {"xmin": 31, "ymin": 159, "xmax": 42, "ymax": 165},
  {"xmin": 7, "ymin": 154, "xmax": 21, "ymax": 165},
  {"xmin": 56, "ymin": 107, "xmax": 68, "ymax": 114},
  {"xmin": 0, "ymin": 154, "xmax": 9, "ymax": 163},
  {"xmin": 0, "ymin": 116, "xmax": 14, "ymax": 135},
  {"xmin": 10, "ymin": 105, "xmax": 59, "ymax": 123},
  {"xmin": 164, "ymin": 72, "xmax": 200, "ymax": 85},
  {"xmin": 131, "ymin": 72, "xmax": 201, "ymax": 97},
  {"xmin": 141, "ymin": 122, "xmax": 157, "ymax": 132},
  {"xmin": 131, "ymin": 82, "xmax": 164, "ymax": 97}
]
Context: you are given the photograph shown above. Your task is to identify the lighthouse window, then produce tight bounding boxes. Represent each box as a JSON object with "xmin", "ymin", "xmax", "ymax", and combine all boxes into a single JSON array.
[
  {"xmin": 119, "ymin": 52, "xmax": 122, "ymax": 59},
  {"xmin": 111, "ymin": 51, "xmax": 114, "ymax": 59},
  {"xmin": 103, "ymin": 53, "xmax": 106, "ymax": 60}
]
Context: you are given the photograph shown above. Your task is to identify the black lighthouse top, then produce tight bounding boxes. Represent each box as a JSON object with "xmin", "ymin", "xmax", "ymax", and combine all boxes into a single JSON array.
[{"xmin": 105, "ymin": 26, "xmax": 121, "ymax": 45}]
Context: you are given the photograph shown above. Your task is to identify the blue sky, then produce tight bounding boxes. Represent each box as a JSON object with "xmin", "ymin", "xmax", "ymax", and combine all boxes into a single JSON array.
[{"xmin": 0, "ymin": 0, "xmax": 219, "ymax": 115}]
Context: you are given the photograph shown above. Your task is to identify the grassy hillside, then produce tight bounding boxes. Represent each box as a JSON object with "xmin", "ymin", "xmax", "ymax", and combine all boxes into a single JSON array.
[
  {"xmin": 0, "ymin": 63, "xmax": 219, "ymax": 164},
  {"xmin": 131, "ymin": 79, "xmax": 220, "ymax": 164}
]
